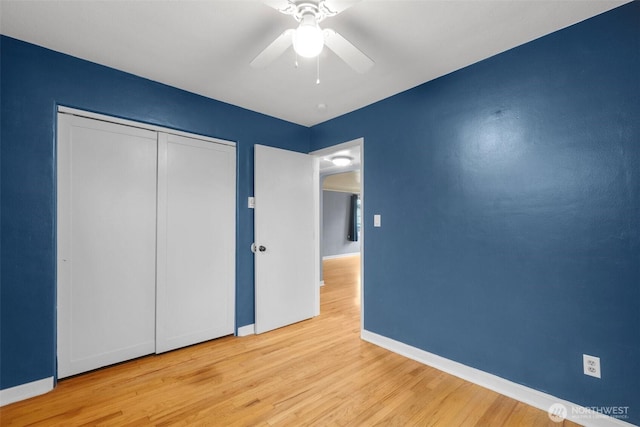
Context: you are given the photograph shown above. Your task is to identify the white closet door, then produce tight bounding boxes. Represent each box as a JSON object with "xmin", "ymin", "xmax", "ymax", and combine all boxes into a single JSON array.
[
  {"xmin": 57, "ymin": 114, "xmax": 157, "ymax": 378},
  {"xmin": 156, "ymin": 133, "xmax": 236, "ymax": 353}
]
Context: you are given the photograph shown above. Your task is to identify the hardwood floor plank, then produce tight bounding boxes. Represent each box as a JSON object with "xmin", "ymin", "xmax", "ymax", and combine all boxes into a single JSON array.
[{"xmin": 0, "ymin": 255, "xmax": 581, "ymax": 426}]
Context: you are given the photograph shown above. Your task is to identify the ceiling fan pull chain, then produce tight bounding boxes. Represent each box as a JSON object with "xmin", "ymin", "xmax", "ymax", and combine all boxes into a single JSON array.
[{"xmin": 316, "ymin": 56, "xmax": 321, "ymax": 85}]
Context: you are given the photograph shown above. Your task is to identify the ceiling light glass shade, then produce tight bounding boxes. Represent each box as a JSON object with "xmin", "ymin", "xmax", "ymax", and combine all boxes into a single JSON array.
[
  {"xmin": 293, "ymin": 16, "xmax": 324, "ymax": 58},
  {"xmin": 331, "ymin": 156, "xmax": 352, "ymax": 167}
]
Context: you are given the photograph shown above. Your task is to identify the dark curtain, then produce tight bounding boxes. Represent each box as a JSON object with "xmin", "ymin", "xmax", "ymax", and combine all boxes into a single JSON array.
[{"xmin": 347, "ymin": 194, "xmax": 359, "ymax": 242}]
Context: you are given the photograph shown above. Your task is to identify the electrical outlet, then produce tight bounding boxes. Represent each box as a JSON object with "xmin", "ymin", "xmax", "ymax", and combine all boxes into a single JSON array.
[{"xmin": 583, "ymin": 354, "xmax": 601, "ymax": 378}]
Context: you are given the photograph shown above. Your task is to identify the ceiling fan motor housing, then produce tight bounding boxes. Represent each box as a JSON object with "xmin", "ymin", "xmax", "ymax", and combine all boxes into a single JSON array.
[
  {"xmin": 287, "ymin": 1, "xmax": 337, "ymax": 23},
  {"xmin": 252, "ymin": 0, "xmax": 373, "ymax": 74}
]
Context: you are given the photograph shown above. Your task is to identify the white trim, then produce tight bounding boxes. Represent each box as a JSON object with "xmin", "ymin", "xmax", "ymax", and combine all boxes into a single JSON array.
[
  {"xmin": 320, "ymin": 280, "xmax": 325, "ymax": 287},
  {"xmin": 313, "ymin": 156, "xmax": 321, "ymax": 317},
  {"xmin": 312, "ymin": 138, "xmax": 363, "ymax": 157},
  {"xmin": 237, "ymin": 324, "xmax": 255, "ymax": 337},
  {"xmin": 322, "ymin": 252, "xmax": 361, "ymax": 260},
  {"xmin": 57, "ymin": 106, "xmax": 236, "ymax": 147},
  {"xmin": 359, "ymin": 141, "xmax": 365, "ymax": 332},
  {"xmin": 0, "ymin": 377, "xmax": 54, "ymax": 406},
  {"xmin": 361, "ymin": 330, "xmax": 635, "ymax": 427},
  {"xmin": 322, "ymin": 187, "xmax": 361, "ymax": 194}
]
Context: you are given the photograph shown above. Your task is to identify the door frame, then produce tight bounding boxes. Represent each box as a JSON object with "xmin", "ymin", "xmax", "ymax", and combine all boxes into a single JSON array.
[{"xmin": 310, "ymin": 137, "xmax": 364, "ymax": 332}]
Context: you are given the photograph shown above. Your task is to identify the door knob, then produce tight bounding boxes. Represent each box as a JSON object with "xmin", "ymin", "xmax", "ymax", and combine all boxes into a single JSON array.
[{"xmin": 251, "ymin": 243, "xmax": 267, "ymax": 253}]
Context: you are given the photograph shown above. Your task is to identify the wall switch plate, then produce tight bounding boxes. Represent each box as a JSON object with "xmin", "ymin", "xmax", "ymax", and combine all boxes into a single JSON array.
[
  {"xmin": 248, "ymin": 197, "xmax": 255, "ymax": 209},
  {"xmin": 374, "ymin": 214, "xmax": 381, "ymax": 227},
  {"xmin": 583, "ymin": 354, "xmax": 601, "ymax": 378}
]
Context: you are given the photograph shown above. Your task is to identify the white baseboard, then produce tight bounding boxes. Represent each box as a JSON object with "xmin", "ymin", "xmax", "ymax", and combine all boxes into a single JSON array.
[
  {"xmin": 0, "ymin": 377, "xmax": 54, "ymax": 407},
  {"xmin": 322, "ymin": 252, "xmax": 360, "ymax": 260},
  {"xmin": 361, "ymin": 330, "xmax": 635, "ymax": 427},
  {"xmin": 237, "ymin": 324, "xmax": 255, "ymax": 337}
]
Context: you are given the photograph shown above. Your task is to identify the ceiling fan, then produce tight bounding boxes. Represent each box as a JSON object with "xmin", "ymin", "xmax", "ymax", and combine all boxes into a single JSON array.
[{"xmin": 250, "ymin": 0, "xmax": 374, "ymax": 74}]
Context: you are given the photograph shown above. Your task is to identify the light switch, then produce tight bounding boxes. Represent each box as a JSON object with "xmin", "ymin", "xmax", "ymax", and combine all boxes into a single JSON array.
[
  {"xmin": 248, "ymin": 197, "xmax": 255, "ymax": 209},
  {"xmin": 374, "ymin": 214, "xmax": 381, "ymax": 227}
]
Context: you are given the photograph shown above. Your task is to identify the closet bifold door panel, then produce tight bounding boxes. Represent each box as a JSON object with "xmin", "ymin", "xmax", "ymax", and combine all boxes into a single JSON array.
[
  {"xmin": 57, "ymin": 114, "xmax": 158, "ymax": 378},
  {"xmin": 155, "ymin": 133, "xmax": 236, "ymax": 353}
]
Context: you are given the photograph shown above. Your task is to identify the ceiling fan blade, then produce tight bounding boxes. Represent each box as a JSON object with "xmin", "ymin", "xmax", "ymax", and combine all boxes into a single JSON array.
[
  {"xmin": 322, "ymin": 0, "xmax": 361, "ymax": 15},
  {"xmin": 323, "ymin": 29, "xmax": 374, "ymax": 74},
  {"xmin": 261, "ymin": 0, "xmax": 296, "ymax": 15},
  {"xmin": 250, "ymin": 29, "xmax": 294, "ymax": 69}
]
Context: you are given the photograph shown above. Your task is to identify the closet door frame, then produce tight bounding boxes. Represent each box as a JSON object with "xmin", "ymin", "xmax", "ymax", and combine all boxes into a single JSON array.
[{"xmin": 57, "ymin": 107, "xmax": 236, "ymax": 149}]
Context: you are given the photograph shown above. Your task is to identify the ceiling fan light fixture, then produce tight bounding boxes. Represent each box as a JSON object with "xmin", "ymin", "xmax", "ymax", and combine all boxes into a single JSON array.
[
  {"xmin": 292, "ymin": 14, "xmax": 324, "ymax": 58},
  {"xmin": 331, "ymin": 155, "xmax": 352, "ymax": 167}
]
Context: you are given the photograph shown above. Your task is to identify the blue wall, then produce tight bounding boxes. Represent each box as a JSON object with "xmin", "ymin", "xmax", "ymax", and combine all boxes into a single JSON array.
[
  {"xmin": 2, "ymin": 2, "xmax": 639, "ymax": 421},
  {"xmin": 312, "ymin": 3, "xmax": 639, "ymax": 423},
  {"xmin": 0, "ymin": 36, "xmax": 310, "ymax": 390},
  {"xmin": 322, "ymin": 190, "xmax": 360, "ymax": 257}
]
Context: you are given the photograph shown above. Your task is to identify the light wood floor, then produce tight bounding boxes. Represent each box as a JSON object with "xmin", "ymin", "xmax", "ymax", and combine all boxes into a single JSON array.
[{"xmin": 1, "ymin": 255, "xmax": 579, "ymax": 426}]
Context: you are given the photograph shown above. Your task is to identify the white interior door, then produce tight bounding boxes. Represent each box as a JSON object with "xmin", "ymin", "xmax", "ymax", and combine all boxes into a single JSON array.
[
  {"xmin": 156, "ymin": 133, "xmax": 236, "ymax": 353},
  {"xmin": 254, "ymin": 145, "xmax": 318, "ymax": 334},
  {"xmin": 57, "ymin": 114, "xmax": 157, "ymax": 378}
]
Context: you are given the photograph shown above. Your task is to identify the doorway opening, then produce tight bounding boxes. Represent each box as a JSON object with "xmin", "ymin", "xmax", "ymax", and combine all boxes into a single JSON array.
[{"xmin": 312, "ymin": 138, "xmax": 364, "ymax": 330}]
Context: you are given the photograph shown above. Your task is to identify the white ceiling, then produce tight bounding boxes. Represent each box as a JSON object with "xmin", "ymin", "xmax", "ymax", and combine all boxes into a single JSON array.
[
  {"xmin": 318, "ymin": 143, "xmax": 361, "ymax": 172},
  {"xmin": 0, "ymin": 0, "xmax": 628, "ymax": 127}
]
